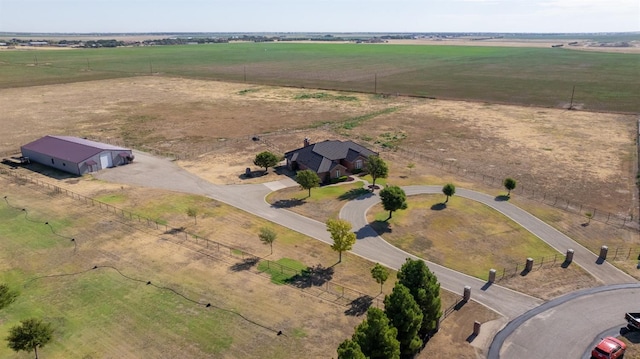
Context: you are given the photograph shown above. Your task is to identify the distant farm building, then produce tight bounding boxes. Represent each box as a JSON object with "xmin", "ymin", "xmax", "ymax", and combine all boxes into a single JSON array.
[{"xmin": 21, "ymin": 135, "xmax": 134, "ymax": 175}]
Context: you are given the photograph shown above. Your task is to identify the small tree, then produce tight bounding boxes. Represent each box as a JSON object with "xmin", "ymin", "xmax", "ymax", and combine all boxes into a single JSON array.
[
  {"xmin": 0, "ymin": 284, "xmax": 18, "ymax": 310},
  {"xmin": 379, "ymin": 185, "xmax": 408, "ymax": 220},
  {"xmin": 326, "ymin": 218, "xmax": 357, "ymax": 263},
  {"xmin": 371, "ymin": 263, "xmax": 389, "ymax": 293},
  {"xmin": 186, "ymin": 207, "xmax": 197, "ymax": 225},
  {"xmin": 352, "ymin": 307, "xmax": 400, "ymax": 359},
  {"xmin": 384, "ymin": 283, "xmax": 423, "ymax": 357},
  {"xmin": 366, "ymin": 156, "xmax": 389, "ymax": 189},
  {"xmin": 503, "ymin": 177, "xmax": 517, "ymax": 196},
  {"xmin": 584, "ymin": 211, "xmax": 593, "ymax": 225},
  {"xmin": 442, "ymin": 183, "xmax": 456, "ymax": 204},
  {"xmin": 258, "ymin": 227, "xmax": 277, "ymax": 254},
  {"xmin": 337, "ymin": 339, "xmax": 367, "ymax": 359},
  {"xmin": 407, "ymin": 162, "xmax": 415, "ymax": 175},
  {"xmin": 295, "ymin": 169, "xmax": 320, "ymax": 197},
  {"xmin": 6, "ymin": 318, "xmax": 54, "ymax": 359},
  {"xmin": 253, "ymin": 151, "xmax": 280, "ymax": 173}
]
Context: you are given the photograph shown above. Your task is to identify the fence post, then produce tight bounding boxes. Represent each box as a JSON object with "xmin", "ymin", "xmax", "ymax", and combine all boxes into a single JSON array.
[
  {"xmin": 463, "ymin": 286, "xmax": 471, "ymax": 302},
  {"xmin": 488, "ymin": 269, "xmax": 496, "ymax": 283},
  {"xmin": 599, "ymin": 246, "xmax": 608, "ymax": 260}
]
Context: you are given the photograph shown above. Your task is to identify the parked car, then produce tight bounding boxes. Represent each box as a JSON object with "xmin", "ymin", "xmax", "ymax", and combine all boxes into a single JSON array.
[
  {"xmin": 591, "ymin": 336, "xmax": 626, "ymax": 359},
  {"xmin": 625, "ymin": 312, "xmax": 640, "ymax": 331}
]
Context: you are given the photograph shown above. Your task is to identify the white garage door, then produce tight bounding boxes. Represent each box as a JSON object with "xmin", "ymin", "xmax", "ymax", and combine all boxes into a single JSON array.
[{"xmin": 99, "ymin": 153, "xmax": 112, "ymax": 169}]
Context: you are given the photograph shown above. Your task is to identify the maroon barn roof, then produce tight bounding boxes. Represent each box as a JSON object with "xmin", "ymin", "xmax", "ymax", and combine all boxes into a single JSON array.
[{"xmin": 21, "ymin": 135, "xmax": 131, "ymax": 163}]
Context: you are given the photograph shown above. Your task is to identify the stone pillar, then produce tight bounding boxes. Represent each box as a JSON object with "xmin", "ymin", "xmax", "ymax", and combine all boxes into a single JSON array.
[
  {"xmin": 488, "ymin": 269, "xmax": 496, "ymax": 283},
  {"xmin": 566, "ymin": 249, "xmax": 574, "ymax": 263},
  {"xmin": 473, "ymin": 321, "xmax": 481, "ymax": 335},
  {"xmin": 463, "ymin": 285, "xmax": 471, "ymax": 302},
  {"xmin": 525, "ymin": 257, "xmax": 534, "ymax": 272},
  {"xmin": 599, "ymin": 246, "xmax": 608, "ymax": 260}
]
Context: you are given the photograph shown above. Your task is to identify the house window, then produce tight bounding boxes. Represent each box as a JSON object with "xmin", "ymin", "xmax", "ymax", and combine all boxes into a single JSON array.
[
  {"xmin": 355, "ymin": 160, "xmax": 363, "ymax": 169},
  {"xmin": 335, "ymin": 169, "xmax": 340, "ymax": 178}
]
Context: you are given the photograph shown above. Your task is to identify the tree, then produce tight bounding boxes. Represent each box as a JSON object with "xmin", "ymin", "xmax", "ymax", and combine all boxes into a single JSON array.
[
  {"xmin": 370, "ymin": 263, "xmax": 389, "ymax": 293},
  {"xmin": 258, "ymin": 227, "xmax": 277, "ymax": 254},
  {"xmin": 384, "ymin": 283, "xmax": 423, "ymax": 358},
  {"xmin": 337, "ymin": 339, "xmax": 367, "ymax": 359},
  {"xmin": 442, "ymin": 183, "xmax": 456, "ymax": 204},
  {"xmin": 397, "ymin": 258, "xmax": 442, "ymax": 337},
  {"xmin": 295, "ymin": 169, "xmax": 320, "ymax": 197},
  {"xmin": 352, "ymin": 307, "xmax": 400, "ymax": 359},
  {"xmin": 186, "ymin": 207, "xmax": 197, "ymax": 225},
  {"xmin": 366, "ymin": 156, "xmax": 388, "ymax": 189},
  {"xmin": 407, "ymin": 162, "xmax": 415, "ymax": 175},
  {"xmin": 0, "ymin": 284, "xmax": 18, "ymax": 310},
  {"xmin": 503, "ymin": 177, "xmax": 517, "ymax": 196},
  {"xmin": 379, "ymin": 185, "xmax": 408, "ymax": 220},
  {"xmin": 584, "ymin": 211, "xmax": 593, "ymax": 225},
  {"xmin": 326, "ymin": 218, "xmax": 356, "ymax": 263},
  {"xmin": 253, "ymin": 151, "xmax": 280, "ymax": 172},
  {"xmin": 6, "ymin": 318, "xmax": 54, "ymax": 359}
]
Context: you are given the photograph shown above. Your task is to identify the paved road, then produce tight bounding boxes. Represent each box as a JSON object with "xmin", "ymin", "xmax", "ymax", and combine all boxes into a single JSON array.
[{"xmin": 488, "ymin": 283, "xmax": 640, "ymax": 358}]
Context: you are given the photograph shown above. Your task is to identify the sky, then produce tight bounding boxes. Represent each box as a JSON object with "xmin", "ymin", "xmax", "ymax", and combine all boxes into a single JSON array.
[{"xmin": 0, "ymin": 0, "xmax": 638, "ymax": 34}]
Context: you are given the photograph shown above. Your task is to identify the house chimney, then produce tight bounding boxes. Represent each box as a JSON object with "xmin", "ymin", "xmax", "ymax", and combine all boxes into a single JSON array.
[{"xmin": 304, "ymin": 138, "xmax": 310, "ymax": 147}]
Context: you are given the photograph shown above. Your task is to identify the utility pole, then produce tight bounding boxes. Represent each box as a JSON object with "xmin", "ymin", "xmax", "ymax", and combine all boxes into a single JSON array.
[
  {"xmin": 569, "ymin": 85, "xmax": 575, "ymax": 110},
  {"xmin": 374, "ymin": 73, "xmax": 377, "ymax": 94}
]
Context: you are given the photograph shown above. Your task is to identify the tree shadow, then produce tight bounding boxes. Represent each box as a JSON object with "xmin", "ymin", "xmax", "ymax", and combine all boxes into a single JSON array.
[
  {"xmin": 238, "ymin": 169, "xmax": 266, "ymax": 180},
  {"xmin": 354, "ymin": 226, "xmax": 379, "ymax": 240},
  {"xmin": 344, "ymin": 295, "xmax": 374, "ymax": 316},
  {"xmin": 338, "ymin": 188, "xmax": 371, "ymax": 201},
  {"xmin": 285, "ymin": 264, "xmax": 334, "ymax": 288},
  {"xmin": 164, "ymin": 226, "xmax": 186, "ymax": 235},
  {"xmin": 494, "ymin": 195, "xmax": 510, "ymax": 202},
  {"xmin": 230, "ymin": 257, "xmax": 260, "ymax": 272},
  {"xmin": 271, "ymin": 198, "xmax": 305, "ymax": 208},
  {"xmin": 581, "ymin": 222, "xmax": 590, "ymax": 227},
  {"xmin": 430, "ymin": 203, "xmax": 446, "ymax": 211},
  {"xmin": 369, "ymin": 220, "xmax": 392, "ymax": 235}
]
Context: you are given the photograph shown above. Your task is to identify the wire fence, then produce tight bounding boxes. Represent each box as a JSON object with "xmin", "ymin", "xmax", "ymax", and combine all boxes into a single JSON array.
[{"xmin": 0, "ymin": 167, "xmax": 387, "ymax": 310}]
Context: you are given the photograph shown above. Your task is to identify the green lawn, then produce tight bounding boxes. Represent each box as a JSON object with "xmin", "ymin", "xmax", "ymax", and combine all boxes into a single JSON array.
[{"xmin": 0, "ymin": 43, "xmax": 637, "ymax": 112}]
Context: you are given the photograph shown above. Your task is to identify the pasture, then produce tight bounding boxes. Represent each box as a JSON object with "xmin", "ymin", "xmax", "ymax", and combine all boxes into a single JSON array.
[{"xmin": 0, "ymin": 42, "xmax": 638, "ymax": 112}]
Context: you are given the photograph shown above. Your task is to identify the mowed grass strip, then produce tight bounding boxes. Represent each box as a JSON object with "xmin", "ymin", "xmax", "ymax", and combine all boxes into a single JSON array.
[
  {"xmin": 368, "ymin": 194, "xmax": 560, "ymax": 280},
  {"xmin": 257, "ymin": 258, "xmax": 307, "ymax": 284}
]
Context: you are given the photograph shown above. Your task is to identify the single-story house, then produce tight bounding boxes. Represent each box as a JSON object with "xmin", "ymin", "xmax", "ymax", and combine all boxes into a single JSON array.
[
  {"xmin": 284, "ymin": 139, "xmax": 378, "ymax": 183},
  {"xmin": 21, "ymin": 135, "xmax": 134, "ymax": 175}
]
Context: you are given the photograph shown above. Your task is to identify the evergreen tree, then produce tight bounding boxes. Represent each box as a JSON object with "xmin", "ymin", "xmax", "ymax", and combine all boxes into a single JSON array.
[
  {"xmin": 384, "ymin": 283, "xmax": 423, "ymax": 358},
  {"xmin": 337, "ymin": 339, "xmax": 367, "ymax": 359},
  {"xmin": 352, "ymin": 307, "xmax": 400, "ymax": 359},
  {"xmin": 397, "ymin": 258, "xmax": 442, "ymax": 337}
]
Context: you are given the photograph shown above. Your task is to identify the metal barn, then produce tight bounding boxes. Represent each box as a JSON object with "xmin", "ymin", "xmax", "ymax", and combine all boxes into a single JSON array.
[{"xmin": 20, "ymin": 135, "xmax": 134, "ymax": 175}]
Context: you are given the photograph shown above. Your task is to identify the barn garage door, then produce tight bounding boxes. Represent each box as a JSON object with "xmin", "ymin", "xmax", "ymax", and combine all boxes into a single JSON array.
[{"xmin": 99, "ymin": 153, "xmax": 112, "ymax": 169}]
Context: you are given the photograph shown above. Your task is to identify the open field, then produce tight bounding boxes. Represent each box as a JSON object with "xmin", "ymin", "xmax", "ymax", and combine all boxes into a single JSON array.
[
  {"xmin": 1, "ymin": 42, "xmax": 638, "ymax": 112},
  {"xmin": 0, "ymin": 172, "xmax": 494, "ymax": 358},
  {"xmin": 0, "ymin": 76, "xmax": 636, "ymax": 220}
]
